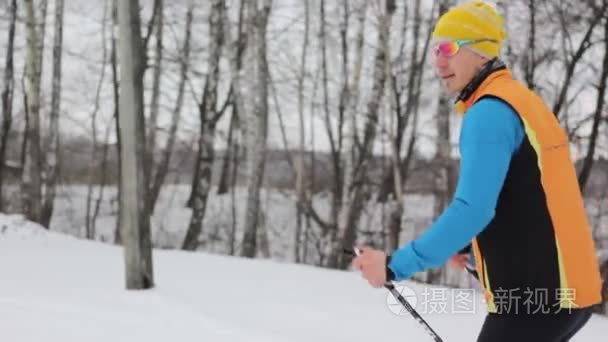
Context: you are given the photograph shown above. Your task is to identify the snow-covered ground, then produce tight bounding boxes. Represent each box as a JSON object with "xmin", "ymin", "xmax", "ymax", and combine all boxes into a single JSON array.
[{"xmin": 1, "ymin": 214, "xmax": 606, "ymax": 342}]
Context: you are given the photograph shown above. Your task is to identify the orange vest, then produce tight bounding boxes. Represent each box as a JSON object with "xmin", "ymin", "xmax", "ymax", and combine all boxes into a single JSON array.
[{"xmin": 460, "ymin": 68, "xmax": 602, "ymax": 312}]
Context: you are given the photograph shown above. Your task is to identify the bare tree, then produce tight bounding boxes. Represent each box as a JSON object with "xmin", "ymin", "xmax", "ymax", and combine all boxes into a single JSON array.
[
  {"xmin": 552, "ymin": 1, "xmax": 606, "ymax": 118},
  {"xmin": 222, "ymin": 0, "xmax": 249, "ymax": 256},
  {"xmin": 111, "ymin": 0, "xmax": 123, "ymax": 244},
  {"xmin": 241, "ymin": 0, "xmax": 272, "ymax": 258},
  {"xmin": 40, "ymin": 0, "xmax": 64, "ymax": 228},
  {"xmin": 19, "ymin": 72, "xmax": 27, "ymax": 182},
  {"xmin": 600, "ymin": 258, "xmax": 608, "ymax": 314},
  {"xmin": 217, "ymin": 108, "xmax": 236, "ymax": 195},
  {"xmin": 36, "ymin": 0, "xmax": 49, "ymax": 73},
  {"xmin": 0, "ymin": 0, "xmax": 17, "ymax": 211},
  {"xmin": 578, "ymin": 11, "xmax": 608, "ymax": 193},
  {"xmin": 85, "ymin": 0, "xmax": 110, "ymax": 239},
  {"xmin": 149, "ymin": 1, "xmax": 194, "ymax": 213},
  {"xmin": 228, "ymin": 123, "xmax": 240, "ymax": 255},
  {"xmin": 523, "ymin": 0, "xmax": 537, "ymax": 90},
  {"xmin": 146, "ymin": 0, "xmax": 164, "ymax": 186},
  {"xmin": 323, "ymin": 0, "xmax": 352, "ymax": 266},
  {"xmin": 114, "ymin": 0, "xmax": 160, "ymax": 242},
  {"xmin": 330, "ymin": 0, "xmax": 397, "ymax": 269},
  {"xmin": 182, "ymin": 0, "xmax": 227, "ymax": 251},
  {"xmin": 308, "ymin": 0, "xmax": 367, "ymax": 267},
  {"xmin": 427, "ymin": 95, "xmax": 453, "ymax": 284},
  {"xmin": 117, "ymin": 0, "xmax": 154, "ymax": 289},
  {"xmin": 91, "ymin": 122, "xmax": 114, "ymax": 240},
  {"xmin": 379, "ymin": 0, "xmax": 435, "ymax": 201},
  {"xmin": 383, "ymin": 5, "xmax": 404, "ymax": 254},
  {"xmin": 383, "ymin": 0, "xmax": 436, "ymax": 252},
  {"xmin": 320, "ymin": 0, "xmax": 341, "ymax": 236},
  {"xmin": 217, "ymin": 0, "xmax": 248, "ymax": 197},
  {"xmin": 294, "ymin": 0, "xmax": 310, "ymax": 263},
  {"xmin": 22, "ymin": 0, "xmax": 44, "ymax": 224}
]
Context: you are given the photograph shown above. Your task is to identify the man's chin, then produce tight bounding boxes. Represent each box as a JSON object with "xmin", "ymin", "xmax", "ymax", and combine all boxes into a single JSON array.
[
  {"xmin": 440, "ymin": 83, "xmax": 460, "ymax": 98},
  {"xmin": 447, "ymin": 89, "xmax": 460, "ymax": 97}
]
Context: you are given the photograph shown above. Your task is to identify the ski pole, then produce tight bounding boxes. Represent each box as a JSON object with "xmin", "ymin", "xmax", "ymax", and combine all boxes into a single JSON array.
[
  {"xmin": 346, "ymin": 247, "xmax": 444, "ymax": 342},
  {"xmin": 465, "ymin": 264, "xmax": 479, "ymax": 280}
]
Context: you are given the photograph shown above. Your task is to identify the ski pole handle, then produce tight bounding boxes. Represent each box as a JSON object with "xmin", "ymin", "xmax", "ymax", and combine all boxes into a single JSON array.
[{"xmin": 347, "ymin": 247, "xmax": 444, "ymax": 342}]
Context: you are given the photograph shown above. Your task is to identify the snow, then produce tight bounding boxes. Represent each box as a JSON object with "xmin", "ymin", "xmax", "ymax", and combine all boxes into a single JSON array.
[{"xmin": 1, "ymin": 213, "xmax": 606, "ymax": 342}]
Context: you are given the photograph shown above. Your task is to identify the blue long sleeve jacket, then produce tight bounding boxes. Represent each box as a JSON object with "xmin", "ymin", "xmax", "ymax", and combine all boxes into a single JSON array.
[{"xmin": 388, "ymin": 97, "xmax": 525, "ymax": 281}]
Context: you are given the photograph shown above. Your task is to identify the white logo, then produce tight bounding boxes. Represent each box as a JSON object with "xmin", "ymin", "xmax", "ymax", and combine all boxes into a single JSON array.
[{"xmin": 386, "ymin": 284, "xmax": 418, "ymax": 316}]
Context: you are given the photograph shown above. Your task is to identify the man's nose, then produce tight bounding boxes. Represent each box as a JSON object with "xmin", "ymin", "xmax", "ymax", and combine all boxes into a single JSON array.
[{"xmin": 434, "ymin": 54, "xmax": 449, "ymax": 69}]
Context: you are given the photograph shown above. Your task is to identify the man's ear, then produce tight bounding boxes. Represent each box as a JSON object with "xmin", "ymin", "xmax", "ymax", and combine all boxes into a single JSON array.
[
  {"xmin": 479, "ymin": 55, "xmax": 490, "ymax": 63},
  {"xmin": 476, "ymin": 55, "xmax": 490, "ymax": 70}
]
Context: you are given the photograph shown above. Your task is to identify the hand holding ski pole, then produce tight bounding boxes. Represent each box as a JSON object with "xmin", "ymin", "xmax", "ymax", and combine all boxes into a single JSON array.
[
  {"xmin": 347, "ymin": 246, "xmax": 444, "ymax": 342},
  {"xmin": 449, "ymin": 252, "xmax": 479, "ymax": 280},
  {"xmin": 350, "ymin": 246, "xmax": 389, "ymax": 288}
]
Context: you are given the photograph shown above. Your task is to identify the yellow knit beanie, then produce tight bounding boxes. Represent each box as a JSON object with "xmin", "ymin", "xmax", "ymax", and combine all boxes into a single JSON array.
[{"xmin": 432, "ymin": 0, "xmax": 507, "ymax": 58}]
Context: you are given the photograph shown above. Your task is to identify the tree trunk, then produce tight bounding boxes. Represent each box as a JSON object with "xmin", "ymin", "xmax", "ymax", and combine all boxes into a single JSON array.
[
  {"xmin": 92, "ymin": 122, "xmax": 114, "ymax": 240},
  {"xmin": 182, "ymin": 120, "xmax": 218, "ymax": 251},
  {"xmin": 36, "ymin": 0, "xmax": 49, "ymax": 79},
  {"xmin": 0, "ymin": 0, "xmax": 17, "ymax": 212},
  {"xmin": 577, "ymin": 15, "xmax": 608, "ymax": 193},
  {"xmin": 217, "ymin": 107, "xmax": 237, "ymax": 195},
  {"xmin": 187, "ymin": 0, "xmax": 244, "ymax": 209},
  {"xmin": 86, "ymin": 0, "xmax": 110, "ymax": 238},
  {"xmin": 523, "ymin": 0, "xmax": 537, "ymax": 90},
  {"xmin": 111, "ymin": 0, "xmax": 123, "ymax": 245},
  {"xmin": 146, "ymin": 0, "xmax": 164, "ymax": 189},
  {"xmin": 22, "ymin": 0, "xmax": 43, "ymax": 224},
  {"xmin": 294, "ymin": 0, "xmax": 310, "ymax": 263},
  {"xmin": 228, "ymin": 128, "xmax": 240, "ymax": 255},
  {"xmin": 600, "ymin": 259, "xmax": 608, "ymax": 314},
  {"xmin": 319, "ymin": 0, "xmax": 340, "ymax": 245},
  {"xmin": 186, "ymin": 151, "xmax": 201, "ymax": 208},
  {"xmin": 20, "ymin": 74, "xmax": 28, "ymax": 185},
  {"xmin": 224, "ymin": 1, "xmax": 251, "ymax": 200},
  {"xmin": 241, "ymin": 0, "xmax": 272, "ymax": 258},
  {"xmin": 149, "ymin": 0, "xmax": 193, "ymax": 212},
  {"xmin": 256, "ymin": 208, "xmax": 270, "ymax": 258},
  {"xmin": 182, "ymin": 0, "xmax": 225, "ymax": 251},
  {"xmin": 40, "ymin": 0, "xmax": 65, "ymax": 229},
  {"xmin": 117, "ymin": 0, "xmax": 154, "ymax": 290}
]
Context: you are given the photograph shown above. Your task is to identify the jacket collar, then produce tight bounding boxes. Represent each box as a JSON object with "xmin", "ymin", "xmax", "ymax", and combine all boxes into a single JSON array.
[{"xmin": 454, "ymin": 58, "xmax": 509, "ymax": 115}]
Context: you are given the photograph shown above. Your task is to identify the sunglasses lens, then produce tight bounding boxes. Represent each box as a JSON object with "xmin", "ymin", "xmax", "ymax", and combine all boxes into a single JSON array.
[{"xmin": 436, "ymin": 42, "xmax": 458, "ymax": 57}]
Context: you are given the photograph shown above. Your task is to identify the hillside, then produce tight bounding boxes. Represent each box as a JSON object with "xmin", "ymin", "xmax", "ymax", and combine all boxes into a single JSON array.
[{"xmin": 1, "ymin": 213, "xmax": 607, "ymax": 341}]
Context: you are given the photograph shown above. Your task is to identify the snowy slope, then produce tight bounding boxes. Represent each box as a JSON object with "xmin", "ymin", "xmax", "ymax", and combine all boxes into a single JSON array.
[{"xmin": 0, "ymin": 214, "xmax": 606, "ymax": 342}]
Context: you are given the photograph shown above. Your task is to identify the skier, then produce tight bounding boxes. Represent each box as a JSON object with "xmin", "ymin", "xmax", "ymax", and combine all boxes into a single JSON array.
[{"xmin": 351, "ymin": 1, "xmax": 602, "ymax": 341}]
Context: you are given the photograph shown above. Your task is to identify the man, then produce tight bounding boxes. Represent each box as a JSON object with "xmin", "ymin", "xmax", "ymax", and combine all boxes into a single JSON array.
[{"xmin": 351, "ymin": 1, "xmax": 602, "ymax": 341}]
